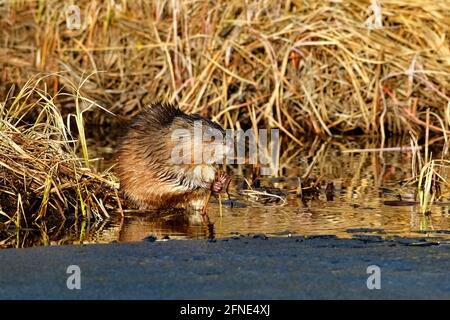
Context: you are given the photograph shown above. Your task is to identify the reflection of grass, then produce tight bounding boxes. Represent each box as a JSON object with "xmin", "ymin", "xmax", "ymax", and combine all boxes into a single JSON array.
[
  {"xmin": 0, "ymin": 217, "xmax": 115, "ymax": 248},
  {"xmin": 0, "ymin": 75, "xmax": 120, "ymax": 229}
]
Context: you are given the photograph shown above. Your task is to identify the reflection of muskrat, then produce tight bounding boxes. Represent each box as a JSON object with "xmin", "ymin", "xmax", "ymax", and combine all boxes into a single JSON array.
[{"xmin": 116, "ymin": 103, "xmax": 228, "ymax": 212}]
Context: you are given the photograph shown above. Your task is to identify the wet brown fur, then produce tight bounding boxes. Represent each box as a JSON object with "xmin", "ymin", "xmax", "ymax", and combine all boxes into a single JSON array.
[{"xmin": 116, "ymin": 103, "xmax": 224, "ymax": 210}]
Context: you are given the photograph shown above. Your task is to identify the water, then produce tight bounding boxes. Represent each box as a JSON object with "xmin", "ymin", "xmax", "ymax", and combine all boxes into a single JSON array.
[
  {"xmin": 103, "ymin": 183, "xmax": 450, "ymax": 242},
  {"xmin": 2, "ymin": 137, "xmax": 450, "ymax": 248}
]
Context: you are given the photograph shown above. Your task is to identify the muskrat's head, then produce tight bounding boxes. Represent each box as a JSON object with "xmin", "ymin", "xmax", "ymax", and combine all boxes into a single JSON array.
[
  {"xmin": 116, "ymin": 103, "xmax": 232, "ymax": 208},
  {"xmin": 116, "ymin": 102, "xmax": 231, "ymax": 210},
  {"xmin": 119, "ymin": 103, "xmax": 227, "ymax": 193}
]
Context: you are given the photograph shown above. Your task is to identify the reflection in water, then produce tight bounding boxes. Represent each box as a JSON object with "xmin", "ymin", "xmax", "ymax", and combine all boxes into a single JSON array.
[
  {"xmin": 2, "ymin": 137, "xmax": 450, "ymax": 248},
  {"xmin": 119, "ymin": 211, "xmax": 215, "ymax": 241}
]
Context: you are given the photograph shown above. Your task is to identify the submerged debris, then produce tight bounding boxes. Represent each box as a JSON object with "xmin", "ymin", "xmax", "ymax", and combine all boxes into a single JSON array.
[{"xmin": 238, "ymin": 186, "xmax": 287, "ymax": 205}]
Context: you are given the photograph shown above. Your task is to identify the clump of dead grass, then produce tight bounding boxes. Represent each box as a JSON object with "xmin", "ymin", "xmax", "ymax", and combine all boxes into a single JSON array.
[{"xmin": 0, "ymin": 75, "xmax": 120, "ymax": 227}]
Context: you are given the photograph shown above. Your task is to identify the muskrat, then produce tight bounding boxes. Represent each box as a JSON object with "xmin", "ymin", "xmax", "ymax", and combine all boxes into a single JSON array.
[{"xmin": 116, "ymin": 103, "xmax": 229, "ymax": 212}]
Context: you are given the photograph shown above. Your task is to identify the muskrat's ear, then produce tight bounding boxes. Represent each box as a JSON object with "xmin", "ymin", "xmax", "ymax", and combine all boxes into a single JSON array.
[
  {"xmin": 171, "ymin": 116, "xmax": 194, "ymax": 130},
  {"xmin": 207, "ymin": 119, "xmax": 226, "ymax": 134},
  {"xmin": 143, "ymin": 102, "xmax": 185, "ymax": 127}
]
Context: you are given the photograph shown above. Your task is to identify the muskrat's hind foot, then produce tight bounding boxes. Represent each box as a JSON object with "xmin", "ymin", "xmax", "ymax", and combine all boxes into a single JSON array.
[{"xmin": 211, "ymin": 171, "xmax": 230, "ymax": 193}]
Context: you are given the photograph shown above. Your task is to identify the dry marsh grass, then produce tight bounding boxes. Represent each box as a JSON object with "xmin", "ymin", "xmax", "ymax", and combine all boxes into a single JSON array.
[
  {"xmin": 0, "ymin": 75, "xmax": 120, "ymax": 227},
  {"xmin": 1, "ymin": 0, "xmax": 449, "ymax": 137}
]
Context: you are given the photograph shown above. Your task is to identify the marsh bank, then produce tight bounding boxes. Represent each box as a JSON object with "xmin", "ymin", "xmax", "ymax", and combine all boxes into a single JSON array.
[{"xmin": 1, "ymin": 235, "xmax": 449, "ymax": 299}]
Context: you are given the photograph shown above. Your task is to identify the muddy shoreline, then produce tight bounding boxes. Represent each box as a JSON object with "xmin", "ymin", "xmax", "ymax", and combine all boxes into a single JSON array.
[{"xmin": 0, "ymin": 236, "xmax": 449, "ymax": 299}]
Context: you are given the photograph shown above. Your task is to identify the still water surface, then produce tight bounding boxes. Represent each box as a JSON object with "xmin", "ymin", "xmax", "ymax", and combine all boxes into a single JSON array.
[{"xmin": 3, "ymin": 138, "xmax": 450, "ymax": 247}]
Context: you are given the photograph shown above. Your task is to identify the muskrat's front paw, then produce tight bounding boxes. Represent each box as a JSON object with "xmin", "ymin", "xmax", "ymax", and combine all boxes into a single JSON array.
[
  {"xmin": 211, "ymin": 172, "xmax": 229, "ymax": 193},
  {"xmin": 212, "ymin": 181, "xmax": 223, "ymax": 193}
]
